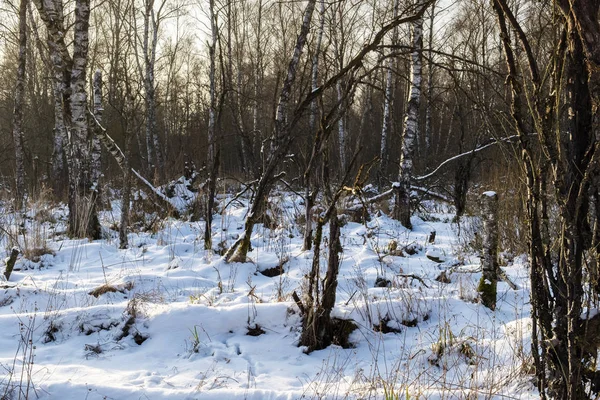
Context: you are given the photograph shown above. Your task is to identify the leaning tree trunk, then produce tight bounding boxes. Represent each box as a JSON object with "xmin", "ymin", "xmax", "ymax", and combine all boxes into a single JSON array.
[
  {"xmin": 91, "ymin": 70, "xmax": 102, "ymax": 205},
  {"xmin": 393, "ymin": 7, "xmax": 423, "ymax": 229},
  {"xmin": 226, "ymin": 1, "xmax": 431, "ymax": 263},
  {"xmin": 226, "ymin": 0, "xmax": 317, "ymax": 263},
  {"xmin": 12, "ymin": 0, "xmax": 27, "ymax": 209}
]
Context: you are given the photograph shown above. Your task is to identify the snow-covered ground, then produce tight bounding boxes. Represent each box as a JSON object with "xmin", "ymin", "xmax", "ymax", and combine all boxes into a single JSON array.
[{"xmin": 0, "ymin": 193, "xmax": 537, "ymax": 399}]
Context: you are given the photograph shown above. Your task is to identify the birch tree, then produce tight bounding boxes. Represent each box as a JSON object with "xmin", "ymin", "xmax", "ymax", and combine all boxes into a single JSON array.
[
  {"xmin": 393, "ymin": 2, "xmax": 424, "ymax": 229},
  {"xmin": 378, "ymin": 0, "xmax": 399, "ymax": 183},
  {"xmin": 138, "ymin": 0, "xmax": 166, "ymax": 181},
  {"xmin": 33, "ymin": 0, "xmax": 100, "ymax": 238},
  {"xmin": 226, "ymin": 0, "xmax": 318, "ymax": 263}
]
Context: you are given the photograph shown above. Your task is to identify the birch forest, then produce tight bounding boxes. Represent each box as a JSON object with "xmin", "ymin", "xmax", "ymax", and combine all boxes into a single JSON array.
[{"xmin": 1, "ymin": 0, "xmax": 600, "ymax": 398}]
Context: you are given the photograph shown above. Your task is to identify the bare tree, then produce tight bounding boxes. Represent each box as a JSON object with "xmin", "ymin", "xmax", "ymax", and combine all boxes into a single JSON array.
[
  {"xmin": 204, "ymin": 0, "xmax": 219, "ymax": 251},
  {"xmin": 12, "ymin": 0, "xmax": 28, "ymax": 208},
  {"xmin": 378, "ymin": 0, "xmax": 399, "ymax": 184},
  {"xmin": 491, "ymin": 0, "xmax": 600, "ymax": 397},
  {"xmin": 33, "ymin": 0, "xmax": 100, "ymax": 238},
  {"xmin": 393, "ymin": 1, "xmax": 425, "ymax": 229},
  {"xmin": 226, "ymin": 0, "xmax": 318, "ymax": 263},
  {"xmin": 226, "ymin": 1, "xmax": 432, "ymax": 262}
]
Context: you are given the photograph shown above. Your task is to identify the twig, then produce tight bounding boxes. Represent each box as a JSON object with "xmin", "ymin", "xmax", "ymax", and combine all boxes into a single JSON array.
[
  {"xmin": 397, "ymin": 273, "xmax": 430, "ymax": 288},
  {"xmin": 292, "ymin": 291, "xmax": 305, "ymax": 315}
]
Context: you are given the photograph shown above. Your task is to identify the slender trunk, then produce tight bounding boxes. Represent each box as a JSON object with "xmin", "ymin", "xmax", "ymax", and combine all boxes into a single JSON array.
[
  {"xmin": 204, "ymin": 0, "xmax": 219, "ymax": 250},
  {"xmin": 393, "ymin": 8, "xmax": 424, "ymax": 228},
  {"xmin": 252, "ymin": 0, "xmax": 263, "ymax": 169},
  {"xmin": 91, "ymin": 70, "xmax": 103, "ymax": 204},
  {"xmin": 143, "ymin": 0, "xmax": 163, "ymax": 180},
  {"xmin": 424, "ymin": 1, "xmax": 435, "ymax": 152},
  {"xmin": 336, "ymin": 82, "xmax": 347, "ymax": 172},
  {"xmin": 303, "ymin": 0, "xmax": 325, "ymax": 252},
  {"xmin": 120, "ymin": 125, "xmax": 132, "ymax": 249},
  {"xmin": 12, "ymin": 0, "xmax": 27, "ymax": 208},
  {"xmin": 379, "ymin": 0, "xmax": 399, "ymax": 184}
]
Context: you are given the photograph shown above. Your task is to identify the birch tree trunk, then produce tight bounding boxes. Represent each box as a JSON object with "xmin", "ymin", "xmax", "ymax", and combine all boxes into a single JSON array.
[
  {"xmin": 143, "ymin": 0, "xmax": 164, "ymax": 181},
  {"xmin": 34, "ymin": 0, "xmax": 98, "ymax": 238},
  {"xmin": 379, "ymin": 0, "xmax": 399, "ymax": 184},
  {"xmin": 12, "ymin": 0, "xmax": 27, "ymax": 208},
  {"xmin": 70, "ymin": 0, "xmax": 100, "ymax": 239},
  {"xmin": 91, "ymin": 70, "xmax": 103, "ymax": 205},
  {"xmin": 33, "ymin": 0, "xmax": 69, "ymax": 199},
  {"xmin": 336, "ymin": 82, "xmax": 347, "ymax": 172},
  {"xmin": 393, "ymin": 7, "xmax": 424, "ymax": 229}
]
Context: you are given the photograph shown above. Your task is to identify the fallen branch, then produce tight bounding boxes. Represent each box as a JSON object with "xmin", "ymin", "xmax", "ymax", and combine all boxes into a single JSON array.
[
  {"xmin": 397, "ymin": 273, "xmax": 430, "ymax": 288},
  {"xmin": 364, "ymin": 185, "xmax": 452, "ymax": 205},
  {"xmin": 89, "ymin": 110, "xmax": 180, "ymax": 218},
  {"xmin": 292, "ymin": 291, "xmax": 305, "ymax": 315},
  {"xmin": 414, "ymin": 135, "xmax": 522, "ymax": 182},
  {"xmin": 499, "ymin": 269, "xmax": 518, "ymax": 290}
]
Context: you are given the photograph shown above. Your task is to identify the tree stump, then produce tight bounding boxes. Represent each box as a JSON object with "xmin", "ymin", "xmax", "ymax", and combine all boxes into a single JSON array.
[
  {"xmin": 477, "ymin": 191, "xmax": 499, "ymax": 310},
  {"xmin": 4, "ymin": 247, "xmax": 19, "ymax": 281}
]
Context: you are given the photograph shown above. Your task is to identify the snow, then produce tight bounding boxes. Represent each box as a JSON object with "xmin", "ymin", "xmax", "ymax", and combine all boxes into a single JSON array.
[
  {"xmin": 482, "ymin": 191, "xmax": 497, "ymax": 198},
  {"xmin": 0, "ymin": 193, "xmax": 537, "ymax": 399}
]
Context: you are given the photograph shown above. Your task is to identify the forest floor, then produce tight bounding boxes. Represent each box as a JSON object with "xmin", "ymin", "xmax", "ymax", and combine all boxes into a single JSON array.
[{"xmin": 0, "ymin": 188, "xmax": 538, "ymax": 399}]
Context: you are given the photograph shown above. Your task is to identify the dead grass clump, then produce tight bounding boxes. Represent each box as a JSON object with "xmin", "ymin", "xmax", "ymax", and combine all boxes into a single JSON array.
[
  {"xmin": 23, "ymin": 246, "xmax": 55, "ymax": 263},
  {"xmin": 88, "ymin": 282, "xmax": 134, "ymax": 298},
  {"xmin": 246, "ymin": 324, "xmax": 266, "ymax": 336}
]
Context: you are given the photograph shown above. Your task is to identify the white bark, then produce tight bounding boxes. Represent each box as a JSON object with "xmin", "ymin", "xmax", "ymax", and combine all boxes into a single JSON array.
[
  {"xmin": 33, "ymin": 0, "xmax": 69, "ymax": 196},
  {"xmin": 91, "ymin": 70, "xmax": 103, "ymax": 192},
  {"xmin": 336, "ymin": 81, "xmax": 347, "ymax": 172},
  {"xmin": 274, "ymin": 0, "xmax": 316, "ymax": 138},
  {"xmin": 379, "ymin": 0, "xmax": 400, "ymax": 181},
  {"xmin": 229, "ymin": 0, "xmax": 317, "ymax": 263},
  {"xmin": 143, "ymin": 0, "xmax": 164, "ymax": 178},
  {"xmin": 394, "ymin": 7, "xmax": 424, "ymax": 229}
]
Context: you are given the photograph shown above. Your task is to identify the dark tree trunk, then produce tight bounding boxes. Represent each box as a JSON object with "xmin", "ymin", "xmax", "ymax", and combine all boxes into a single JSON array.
[{"xmin": 12, "ymin": 0, "xmax": 27, "ymax": 208}]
